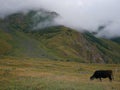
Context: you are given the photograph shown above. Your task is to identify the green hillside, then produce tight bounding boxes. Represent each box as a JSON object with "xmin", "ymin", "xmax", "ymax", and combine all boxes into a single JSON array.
[
  {"xmin": 0, "ymin": 30, "xmax": 12, "ymax": 55},
  {"xmin": 0, "ymin": 10, "xmax": 120, "ymax": 63}
]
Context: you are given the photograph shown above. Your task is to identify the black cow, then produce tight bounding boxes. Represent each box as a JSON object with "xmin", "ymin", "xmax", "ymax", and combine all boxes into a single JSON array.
[{"xmin": 90, "ymin": 70, "xmax": 113, "ymax": 81}]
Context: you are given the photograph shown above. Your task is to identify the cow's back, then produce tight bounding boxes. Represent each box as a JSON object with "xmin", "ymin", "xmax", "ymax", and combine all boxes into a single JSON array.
[{"xmin": 93, "ymin": 70, "xmax": 113, "ymax": 78}]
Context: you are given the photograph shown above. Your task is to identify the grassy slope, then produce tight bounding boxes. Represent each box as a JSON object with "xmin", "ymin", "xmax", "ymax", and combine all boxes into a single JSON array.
[
  {"xmin": 0, "ymin": 29, "xmax": 56, "ymax": 59},
  {"xmin": 83, "ymin": 32, "xmax": 120, "ymax": 63},
  {"xmin": 30, "ymin": 26, "xmax": 92, "ymax": 62},
  {"xmin": 30, "ymin": 26, "xmax": 120, "ymax": 63},
  {"xmin": 30, "ymin": 26, "xmax": 85, "ymax": 61},
  {"xmin": 0, "ymin": 10, "xmax": 60, "ymax": 59},
  {"xmin": 0, "ymin": 30, "xmax": 13, "ymax": 55},
  {"xmin": 0, "ymin": 58, "xmax": 119, "ymax": 90},
  {"xmin": 0, "ymin": 10, "xmax": 120, "ymax": 63},
  {"xmin": 0, "ymin": 25, "xmax": 120, "ymax": 63}
]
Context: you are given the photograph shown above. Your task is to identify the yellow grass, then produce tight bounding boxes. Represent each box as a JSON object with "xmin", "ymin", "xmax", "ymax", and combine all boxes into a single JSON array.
[{"xmin": 0, "ymin": 58, "xmax": 120, "ymax": 90}]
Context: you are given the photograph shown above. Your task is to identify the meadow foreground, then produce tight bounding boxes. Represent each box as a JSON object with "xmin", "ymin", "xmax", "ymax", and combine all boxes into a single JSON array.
[{"xmin": 0, "ymin": 58, "xmax": 119, "ymax": 90}]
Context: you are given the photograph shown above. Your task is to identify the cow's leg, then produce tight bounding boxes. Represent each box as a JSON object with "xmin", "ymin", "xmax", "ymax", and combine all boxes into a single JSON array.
[
  {"xmin": 99, "ymin": 78, "xmax": 102, "ymax": 82},
  {"xmin": 108, "ymin": 76, "xmax": 112, "ymax": 82}
]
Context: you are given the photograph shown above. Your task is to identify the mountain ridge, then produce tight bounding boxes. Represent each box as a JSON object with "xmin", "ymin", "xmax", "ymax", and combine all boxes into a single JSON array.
[{"xmin": 0, "ymin": 10, "xmax": 120, "ymax": 63}]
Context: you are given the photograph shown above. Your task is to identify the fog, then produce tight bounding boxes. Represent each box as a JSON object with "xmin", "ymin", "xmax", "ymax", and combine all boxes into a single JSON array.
[{"xmin": 0, "ymin": 0, "xmax": 120, "ymax": 38}]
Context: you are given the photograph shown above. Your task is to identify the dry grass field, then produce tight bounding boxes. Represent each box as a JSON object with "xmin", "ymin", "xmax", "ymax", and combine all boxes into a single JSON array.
[{"xmin": 0, "ymin": 58, "xmax": 120, "ymax": 90}]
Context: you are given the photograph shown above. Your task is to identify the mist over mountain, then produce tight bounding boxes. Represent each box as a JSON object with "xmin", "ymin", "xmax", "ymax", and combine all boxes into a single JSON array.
[{"xmin": 0, "ymin": 0, "xmax": 120, "ymax": 38}]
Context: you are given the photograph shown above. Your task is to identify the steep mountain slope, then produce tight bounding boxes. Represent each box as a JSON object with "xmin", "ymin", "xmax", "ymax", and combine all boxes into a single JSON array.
[
  {"xmin": 0, "ymin": 10, "xmax": 120, "ymax": 63},
  {"xmin": 29, "ymin": 26, "xmax": 103, "ymax": 63},
  {"xmin": 83, "ymin": 32, "xmax": 120, "ymax": 63}
]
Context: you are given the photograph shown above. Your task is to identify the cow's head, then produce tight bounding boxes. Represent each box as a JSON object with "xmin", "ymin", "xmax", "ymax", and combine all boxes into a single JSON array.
[{"xmin": 90, "ymin": 76, "xmax": 94, "ymax": 80}]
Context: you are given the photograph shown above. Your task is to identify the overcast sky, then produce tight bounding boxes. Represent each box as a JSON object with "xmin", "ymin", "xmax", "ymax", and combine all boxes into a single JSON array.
[{"xmin": 0, "ymin": 0, "xmax": 120, "ymax": 38}]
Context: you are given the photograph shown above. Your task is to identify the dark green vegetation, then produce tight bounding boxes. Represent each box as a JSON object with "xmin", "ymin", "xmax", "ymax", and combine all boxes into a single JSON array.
[
  {"xmin": 0, "ymin": 58, "xmax": 120, "ymax": 90},
  {"xmin": 111, "ymin": 37, "xmax": 120, "ymax": 44},
  {"xmin": 0, "ymin": 10, "xmax": 120, "ymax": 63}
]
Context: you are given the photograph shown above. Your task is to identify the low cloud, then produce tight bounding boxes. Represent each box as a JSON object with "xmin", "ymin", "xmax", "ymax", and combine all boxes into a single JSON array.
[
  {"xmin": 32, "ymin": 10, "xmax": 58, "ymax": 29},
  {"xmin": 0, "ymin": 0, "xmax": 120, "ymax": 38}
]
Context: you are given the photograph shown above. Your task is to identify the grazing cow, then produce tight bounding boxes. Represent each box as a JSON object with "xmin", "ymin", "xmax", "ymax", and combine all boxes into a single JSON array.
[{"xmin": 90, "ymin": 70, "xmax": 113, "ymax": 81}]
